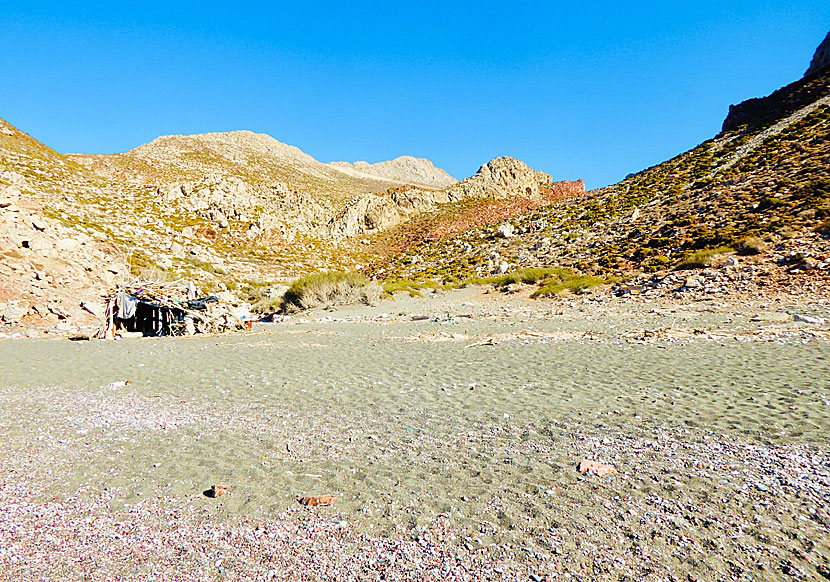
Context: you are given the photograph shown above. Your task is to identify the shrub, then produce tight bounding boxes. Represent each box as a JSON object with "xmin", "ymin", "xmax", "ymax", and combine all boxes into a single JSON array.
[
  {"xmin": 382, "ymin": 280, "xmax": 427, "ymax": 298},
  {"xmin": 816, "ymin": 219, "xmax": 830, "ymax": 236},
  {"xmin": 754, "ymin": 196, "xmax": 787, "ymax": 212},
  {"xmin": 734, "ymin": 236, "xmax": 764, "ymax": 256},
  {"xmin": 281, "ymin": 272, "xmax": 382, "ymax": 312},
  {"xmin": 490, "ymin": 267, "xmax": 573, "ymax": 287},
  {"xmin": 531, "ymin": 275, "xmax": 606, "ymax": 297},
  {"xmin": 676, "ymin": 246, "xmax": 732, "ymax": 270}
]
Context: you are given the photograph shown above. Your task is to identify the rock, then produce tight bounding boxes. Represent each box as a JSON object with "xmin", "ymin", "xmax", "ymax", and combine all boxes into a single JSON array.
[
  {"xmin": 81, "ymin": 301, "xmax": 106, "ymax": 318},
  {"xmin": 684, "ymin": 276, "xmax": 703, "ymax": 289},
  {"xmin": 578, "ymin": 460, "xmax": 618, "ymax": 475},
  {"xmin": 450, "ymin": 157, "xmax": 553, "ymax": 202},
  {"xmin": 495, "ymin": 261, "xmax": 510, "ymax": 275},
  {"xmin": 724, "ymin": 257, "xmax": 739, "ymax": 267},
  {"xmin": 496, "ymin": 223, "xmax": 515, "ymax": 238},
  {"xmin": 170, "ymin": 242, "xmax": 186, "ymax": 258},
  {"xmin": 24, "ymin": 235, "xmax": 53, "ymax": 252},
  {"xmin": 0, "ymin": 185, "xmax": 21, "ymax": 208},
  {"xmin": 204, "ymin": 484, "xmax": 232, "ymax": 498},
  {"xmin": 1, "ymin": 302, "xmax": 29, "ymax": 324},
  {"xmin": 30, "ymin": 217, "xmax": 47, "ymax": 231},
  {"xmin": 296, "ymin": 495, "xmax": 337, "ymax": 507},
  {"xmin": 793, "ymin": 313, "xmax": 825, "ymax": 324},
  {"xmin": 158, "ymin": 183, "xmax": 184, "ymax": 202}
]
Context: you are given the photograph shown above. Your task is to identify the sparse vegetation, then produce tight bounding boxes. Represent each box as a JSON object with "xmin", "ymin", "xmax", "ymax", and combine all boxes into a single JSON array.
[
  {"xmin": 531, "ymin": 274, "xmax": 607, "ymax": 297},
  {"xmin": 489, "ymin": 267, "xmax": 573, "ymax": 287}
]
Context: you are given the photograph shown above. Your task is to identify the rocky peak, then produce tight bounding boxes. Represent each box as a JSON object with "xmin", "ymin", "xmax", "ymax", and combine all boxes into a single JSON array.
[
  {"xmin": 451, "ymin": 157, "xmax": 552, "ymax": 201},
  {"xmin": 806, "ymin": 30, "xmax": 830, "ymax": 78},
  {"xmin": 722, "ymin": 32, "xmax": 830, "ymax": 132}
]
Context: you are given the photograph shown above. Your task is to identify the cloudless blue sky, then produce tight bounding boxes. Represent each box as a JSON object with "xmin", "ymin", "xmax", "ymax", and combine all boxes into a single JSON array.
[{"xmin": 1, "ymin": 2, "xmax": 828, "ymax": 188}]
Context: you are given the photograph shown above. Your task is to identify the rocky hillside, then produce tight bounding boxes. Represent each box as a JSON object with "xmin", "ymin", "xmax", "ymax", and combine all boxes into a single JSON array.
[
  {"xmin": 371, "ymin": 36, "xmax": 830, "ymax": 295},
  {"xmin": 0, "ymin": 120, "xmax": 130, "ymax": 330},
  {"xmin": 1, "ymin": 121, "xmax": 574, "ymax": 332}
]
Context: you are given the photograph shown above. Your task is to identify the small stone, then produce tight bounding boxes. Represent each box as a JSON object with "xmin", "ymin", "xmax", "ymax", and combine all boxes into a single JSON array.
[
  {"xmin": 578, "ymin": 460, "xmax": 618, "ymax": 475},
  {"xmin": 204, "ymin": 484, "xmax": 231, "ymax": 498},
  {"xmin": 684, "ymin": 277, "xmax": 702, "ymax": 289},
  {"xmin": 793, "ymin": 313, "xmax": 825, "ymax": 324},
  {"xmin": 296, "ymin": 495, "xmax": 337, "ymax": 507}
]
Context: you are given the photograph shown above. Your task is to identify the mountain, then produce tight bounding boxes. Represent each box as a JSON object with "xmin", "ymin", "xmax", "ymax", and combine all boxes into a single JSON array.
[
  {"xmin": 329, "ymin": 156, "xmax": 457, "ymax": 189},
  {"xmin": 0, "ymin": 122, "xmax": 574, "ymax": 330}
]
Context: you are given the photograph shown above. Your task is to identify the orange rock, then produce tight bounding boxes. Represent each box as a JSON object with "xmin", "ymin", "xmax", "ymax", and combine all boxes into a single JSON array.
[
  {"xmin": 296, "ymin": 495, "xmax": 337, "ymax": 507},
  {"xmin": 578, "ymin": 460, "xmax": 618, "ymax": 475},
  {"xmin": 204, "ymin": 485, "xmax": 231, "ymax": 498}
]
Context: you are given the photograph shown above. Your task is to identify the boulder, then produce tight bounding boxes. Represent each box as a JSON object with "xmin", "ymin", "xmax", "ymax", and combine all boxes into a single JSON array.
[
  {"xmin": 0, "ymin": 185, "xmax": 21, "ymax": 208},
  {"xmin": 2, "ymin": 302, "xmax": 29, "ymax": 324},
  {"xmin": 25, "ymin": 236, "xmax": 54, "ymax": 252},
  {"xmin": 496, "ymin": 224, "xmax": 515, "ymax": 238},
  {"xmin": 81, "ymin": 301, "xmax": 106, "ymax": 318}
]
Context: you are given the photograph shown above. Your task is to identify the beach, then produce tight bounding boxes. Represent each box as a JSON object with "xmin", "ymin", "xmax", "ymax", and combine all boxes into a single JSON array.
[{"xmin": 1, "ymin": 288, "xmax": 828, "ymax": 581}]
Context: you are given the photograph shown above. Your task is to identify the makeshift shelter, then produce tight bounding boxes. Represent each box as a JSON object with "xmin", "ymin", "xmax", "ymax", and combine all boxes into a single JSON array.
[{"xmin": 95, "ymin": 282, "xmax": 246, "ymax": 338}]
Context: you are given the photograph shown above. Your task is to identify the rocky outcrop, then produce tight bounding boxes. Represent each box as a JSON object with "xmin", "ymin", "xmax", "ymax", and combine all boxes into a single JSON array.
[
  {"xmin": 329, "ymin": 156, "xmax": 457, "ymax": 189},
  {"xmin": 723, "ymin": 31, "xmax": 830, "ymax": 132},
  {"xmin": 449, "ymin": 157, "xmax": 552, "ymax": 201},
  {"xmin": 806, "ymin": 31, "xmax": 830, "ymax": 78}
]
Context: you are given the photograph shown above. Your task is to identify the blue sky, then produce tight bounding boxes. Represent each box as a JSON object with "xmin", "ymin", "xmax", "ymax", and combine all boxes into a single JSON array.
[{"xmin": 1, "ymin": 2, "xmax": 828, "ymax": 189}]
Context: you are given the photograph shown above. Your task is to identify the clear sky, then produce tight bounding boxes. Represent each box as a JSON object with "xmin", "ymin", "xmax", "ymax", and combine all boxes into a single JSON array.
[{"xmin": 1, "ymin": 2, "xmax": 828, "ymax": 189}]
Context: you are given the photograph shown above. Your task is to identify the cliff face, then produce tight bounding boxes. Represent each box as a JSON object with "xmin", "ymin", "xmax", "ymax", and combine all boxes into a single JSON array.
[
  {"xmin": 806, "ymin": 31, "xmax": 830, "ymax": 78},
  {"xmin": 722, "ymin": 30, "xmax": 830, "ymax": 132}
]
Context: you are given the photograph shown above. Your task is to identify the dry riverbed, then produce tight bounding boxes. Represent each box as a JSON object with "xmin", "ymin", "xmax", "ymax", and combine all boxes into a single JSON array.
[{"xmin": 0, "ymin": 288, "xmax": 828, "ymax": 581}]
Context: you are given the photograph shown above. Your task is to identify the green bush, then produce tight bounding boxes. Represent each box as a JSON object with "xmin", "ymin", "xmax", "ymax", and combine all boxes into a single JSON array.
[
  {"xmin": 281, "ymin": 272, "xmax": 381, "ymax": 312},
  {"xmin": 531, "ymin": 275, "xmax": 606, "ymax": 297},
  {"xmin": 676, "ymin": 246, "xmax": 732, "ymax": 270},
  {"xmin": 490, "ymin": 267, "xmax": 573, "ymax": 287}
]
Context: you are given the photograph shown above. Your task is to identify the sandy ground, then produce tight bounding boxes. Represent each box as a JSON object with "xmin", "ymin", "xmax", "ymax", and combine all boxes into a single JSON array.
[{"xmin": 0, "ymin": 287, "xmax": 828, "ymax": 581}]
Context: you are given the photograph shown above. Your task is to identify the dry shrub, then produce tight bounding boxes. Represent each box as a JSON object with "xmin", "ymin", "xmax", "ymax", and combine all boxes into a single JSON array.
[{"xmin": 280, "ymin": 272, "xmax": 381, "ymax": 312}]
